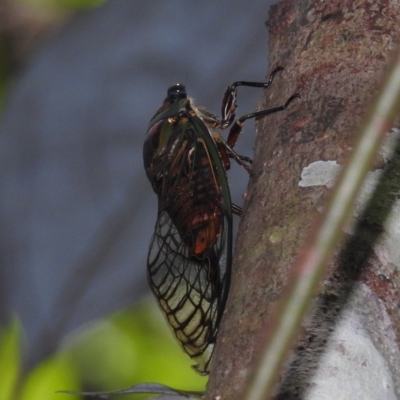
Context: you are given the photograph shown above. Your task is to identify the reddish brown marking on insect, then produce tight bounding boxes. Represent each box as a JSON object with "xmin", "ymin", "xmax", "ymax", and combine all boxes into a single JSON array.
[{"xmin": 190, "ymin": 205, "xmax": 221, "ymax": 256}]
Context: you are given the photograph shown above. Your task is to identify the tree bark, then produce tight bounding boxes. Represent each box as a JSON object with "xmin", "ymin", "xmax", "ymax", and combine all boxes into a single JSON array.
[{"xmin": 206, "ymin": 1, "xmax": 400, "ymax": 399}]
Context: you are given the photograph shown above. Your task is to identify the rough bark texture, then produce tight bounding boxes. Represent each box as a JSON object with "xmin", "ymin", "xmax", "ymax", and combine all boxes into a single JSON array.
[{"xmin": 206, "ymin": 1, "xmax": 400, "ymax": 399}]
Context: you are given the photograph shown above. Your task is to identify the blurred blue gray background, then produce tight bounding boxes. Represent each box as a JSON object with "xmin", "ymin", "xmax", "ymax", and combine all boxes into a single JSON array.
[{"xmin": 0, "ymin": 0, "xmax": 278, "ymax": 368}]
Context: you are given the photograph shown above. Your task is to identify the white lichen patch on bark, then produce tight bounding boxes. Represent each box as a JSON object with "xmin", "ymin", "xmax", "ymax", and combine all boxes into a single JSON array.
[
  {"xmin": 298, "ymin": 129, "xmax": 400, "ymax": 270},
  {"xmin": 298, "ymin": 160, "xmax": 341, "ymax": 189},
  {"xmin": 299, "ymin": 129, "xmax": 400, "ymax": 188}
]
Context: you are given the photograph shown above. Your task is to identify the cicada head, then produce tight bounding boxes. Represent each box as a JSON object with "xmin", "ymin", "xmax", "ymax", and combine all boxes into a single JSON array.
[
  {"xmin": 166, "ymin": 83, "xmax": 187, "ymax": 102},
  {"xmin": 143, "ymin": 84, "xmax": 191, "ymax": 190}
]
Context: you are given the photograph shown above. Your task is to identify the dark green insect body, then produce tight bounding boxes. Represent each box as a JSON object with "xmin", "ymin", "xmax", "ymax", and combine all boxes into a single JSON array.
[{"xmin": 143, "ymin": 68, "xmax": 299, "ymax": 374}]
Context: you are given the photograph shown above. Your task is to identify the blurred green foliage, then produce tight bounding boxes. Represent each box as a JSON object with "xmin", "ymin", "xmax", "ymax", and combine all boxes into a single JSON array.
[
  {"xmin": 16, "ymin": 0, "xmax": 106, "ymax": 12},
  {"xmin": 65, "ymin": 301, "xmax": 207, "ymax": 392},
  {"xmin": 58, "ymin": 0, "xmax": 106, "ymax": 9},
  {"xmin": 0, "ymin": 320, "xmax": 20, "ymax": 400},
  {"xmin": 0, "ymin": 301, "xmax": 206, "ymax": 400},
  {"xmin": 19, "ymin": 355, "xmax": 81, "ymax": 400}
]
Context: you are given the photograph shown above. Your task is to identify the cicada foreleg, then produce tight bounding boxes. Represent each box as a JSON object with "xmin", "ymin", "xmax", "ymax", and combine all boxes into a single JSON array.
[
  {"xmin": 225, "ymin": 68, "xmax": 300, "ymax": 148},
  {"xmin": 224, "ymin": 91, "xmax": 300, "ymax": 167},
  {"xmin": 216, "ymin": 66, "xmax": 299, "ymax": 173},
  {"xmin": 237, "ymin": 92, "xmax": 301, "ymax": 124},
  {"xmin": 219, "ymin": 66, "xmax": 285, "ymax": 130}
]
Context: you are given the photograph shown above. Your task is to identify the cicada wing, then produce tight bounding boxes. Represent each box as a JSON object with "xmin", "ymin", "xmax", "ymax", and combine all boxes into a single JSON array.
[
  {"xmin": 145, "ymin": 110, "xmax": 233, "ymax": 374},
  {"xmin": 147, "ymin": 208, "xmax": 230, "ymax": 375}
]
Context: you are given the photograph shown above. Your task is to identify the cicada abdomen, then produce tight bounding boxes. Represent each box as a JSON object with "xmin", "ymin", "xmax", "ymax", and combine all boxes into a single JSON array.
[{"xmin": 143, "ymin": 69, "xmax": 299, "ymax": 374}]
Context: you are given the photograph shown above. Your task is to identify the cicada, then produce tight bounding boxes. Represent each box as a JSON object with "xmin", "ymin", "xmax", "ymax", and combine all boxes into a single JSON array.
[{"xmin": 143, "ymin": 67, "xmax": 299, "ymax": 375}]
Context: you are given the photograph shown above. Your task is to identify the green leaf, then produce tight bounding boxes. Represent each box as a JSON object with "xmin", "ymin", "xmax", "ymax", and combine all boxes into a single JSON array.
[
  {"xmin": 19, "ymin": 354, "xmax": 81, "ymax": 400},
  {"xmin": 63, "ymin": 301, "xmax": 206, "ymax": 393},
  {"xmin": 0, "ymin": 319, "xmax": 21, "ymax": 400}
]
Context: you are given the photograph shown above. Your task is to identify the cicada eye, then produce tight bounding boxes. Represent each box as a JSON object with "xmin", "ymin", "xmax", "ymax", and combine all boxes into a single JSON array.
[{"xmin": 167, "ymin": 83, "xmax": 187, "ymax": 101}]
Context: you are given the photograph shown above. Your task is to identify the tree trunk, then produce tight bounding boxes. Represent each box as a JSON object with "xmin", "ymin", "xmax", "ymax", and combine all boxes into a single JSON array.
[{"xmin": 206, "ymin": 1, "xmax": 400, "ymax": 399}]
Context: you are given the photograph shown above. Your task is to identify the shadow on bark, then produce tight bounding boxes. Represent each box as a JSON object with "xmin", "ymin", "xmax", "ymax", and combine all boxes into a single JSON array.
[{"xmin": 277, "ymin": 137, "xmax": 400, "ymax": 398}]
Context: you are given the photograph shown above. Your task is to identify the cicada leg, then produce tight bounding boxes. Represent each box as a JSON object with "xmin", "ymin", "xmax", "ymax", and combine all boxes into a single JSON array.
[
  {"xmin": 214, "ymin": 90, "xmax": 300, "ymax": 175},
  {"xmin": 232, "ymin": 203, "xmax": 243, "ymax": 216},
  {"xmin": 214, "ymin": 134, "xmax": 253, "ymax": 175},
  {"xmin": 214, "ymin": 65, "xmax": 300, "ymax": 175},
  {"xmin": 226, "ymin": 92, "xmax": 300, "ymax": 150},
  {"xmin": 219, "ymin": 66, "xmax": 285, "ymax": 129}
]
